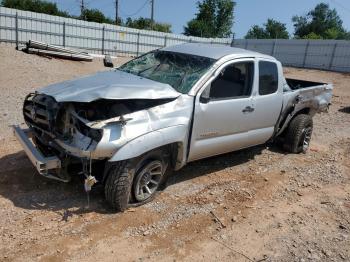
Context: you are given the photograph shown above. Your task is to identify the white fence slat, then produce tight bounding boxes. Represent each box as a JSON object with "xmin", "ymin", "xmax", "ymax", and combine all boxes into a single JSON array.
[{"xmin": 1, "ymin": 7, "xmax": 350, "ymax": 71}]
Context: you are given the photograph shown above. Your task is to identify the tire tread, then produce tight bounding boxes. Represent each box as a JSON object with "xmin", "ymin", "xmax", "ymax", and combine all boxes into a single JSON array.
[
  {"xmin": 284, "ymin": 114, "xmax": 313, "ymax": 153},
  {"xmin": 104, "ymin": 161, "xmax": 132, "ymax": 212}
]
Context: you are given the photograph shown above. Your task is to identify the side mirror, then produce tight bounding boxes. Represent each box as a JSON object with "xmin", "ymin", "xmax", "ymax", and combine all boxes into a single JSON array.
[
  {"xmin": 200, "ymin": 86, "xmax": 211, "ymax": 104},
  {"xmin": 200, "ymin": 95, "xmax": 210, "ymax": 104}
]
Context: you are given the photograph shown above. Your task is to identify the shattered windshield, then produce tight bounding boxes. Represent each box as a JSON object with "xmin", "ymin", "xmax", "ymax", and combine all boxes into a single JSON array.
[{"xmin": 118, "ymin": 51, "xmax": 216, "ymax": 94}]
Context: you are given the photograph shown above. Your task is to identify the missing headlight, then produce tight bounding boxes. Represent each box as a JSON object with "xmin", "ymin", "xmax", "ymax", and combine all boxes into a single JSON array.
[{"xmin": 75, "ymin": 117, "xmax": 103, "ymax": 142}]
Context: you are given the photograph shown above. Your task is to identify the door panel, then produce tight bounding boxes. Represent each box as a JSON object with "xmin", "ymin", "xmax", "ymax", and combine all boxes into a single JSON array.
[
  {"xmin": 188, "ymin": 97, "xmax": 254, "ymax": 161},
  {"xmin": 188, "ymin": 59, "xmax": 257, "ymax": 162}
]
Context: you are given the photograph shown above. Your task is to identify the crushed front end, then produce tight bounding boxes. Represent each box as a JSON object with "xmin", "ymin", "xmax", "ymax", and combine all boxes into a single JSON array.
[
  {"xmin": 13, "ymin": 91, "xmax": 184, "ymax": 183},
  {"xmin": 14, "ymin": 93, "xmax": 107, "ymax": 182}
]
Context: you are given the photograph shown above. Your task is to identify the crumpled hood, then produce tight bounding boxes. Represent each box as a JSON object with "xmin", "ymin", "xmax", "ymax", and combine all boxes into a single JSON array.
[{"xmin": 38, "ymin": 70, "xmax": 180, "ymax": 102}]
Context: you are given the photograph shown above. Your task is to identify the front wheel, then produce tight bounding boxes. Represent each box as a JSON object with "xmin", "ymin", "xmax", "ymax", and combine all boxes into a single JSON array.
[
  {"xmin": 104, "ymin": 149, "xmax": 169, "ymax": 212},
  {"xmin": 283, "ymin": 114, "xmax": 313, "ymax": 153},
  {"xmin": 133, "ymin": 160, "xmax": 164, "ymax": 202}
]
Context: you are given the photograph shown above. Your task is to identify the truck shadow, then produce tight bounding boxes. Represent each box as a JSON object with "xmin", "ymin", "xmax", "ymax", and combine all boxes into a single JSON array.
[
  {"xmin": 339, "ymin": 106, "xmax": 350, "ymax": 114},
  {"xmin": 166, "ymin": 145, "xmax": 267, "ymax": 187},
  {"xmin": 0, "ymin": 150, "xmax": 110, "ymax": 217},
  {"xmin": 0, "ymin": 145, "xmax": 268, "ymax": 215}
]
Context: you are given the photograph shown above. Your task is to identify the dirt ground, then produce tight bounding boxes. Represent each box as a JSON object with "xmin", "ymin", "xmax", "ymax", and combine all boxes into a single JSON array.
[{"xmin": 0, "ymin": 44, "xmax": 349, "ymax": 262}]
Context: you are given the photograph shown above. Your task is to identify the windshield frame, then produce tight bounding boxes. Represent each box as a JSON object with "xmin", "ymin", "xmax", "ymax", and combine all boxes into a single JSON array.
[{"xmin": 117, "ymin": 50, "xmax": 216, "ymax": 94}]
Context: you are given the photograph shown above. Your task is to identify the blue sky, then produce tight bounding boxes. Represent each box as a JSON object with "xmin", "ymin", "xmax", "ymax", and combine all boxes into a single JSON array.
[{"xmin": 52, "ymin": 0, "xmax": 350, "ymax": 38}]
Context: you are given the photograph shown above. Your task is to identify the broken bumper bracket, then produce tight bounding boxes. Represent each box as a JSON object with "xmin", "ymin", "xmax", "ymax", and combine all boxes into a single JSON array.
[{"xmin": 12, "ymin": 125, "xmax": 63, "ymax": 179}]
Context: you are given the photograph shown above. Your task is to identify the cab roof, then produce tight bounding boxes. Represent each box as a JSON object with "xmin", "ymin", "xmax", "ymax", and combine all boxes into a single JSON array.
[{"xmin": 162, "ymin": 43, "xmax": 275, "ymax": 61}]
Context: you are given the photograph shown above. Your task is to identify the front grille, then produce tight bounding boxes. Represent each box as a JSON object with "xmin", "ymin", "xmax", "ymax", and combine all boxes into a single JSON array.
[{"xmin": 23, "ymin": 93, "xmax": 58, "ymax": 132}]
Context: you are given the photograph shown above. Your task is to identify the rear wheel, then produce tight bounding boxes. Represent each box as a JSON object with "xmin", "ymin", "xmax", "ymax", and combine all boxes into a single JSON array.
[
  {"xmin": 104, "ymin": 149, "xmax": 169, "ymax": 212},
  {"xmin": 284, "ymin": 114, "xmax": 313, "ymax": 153}
]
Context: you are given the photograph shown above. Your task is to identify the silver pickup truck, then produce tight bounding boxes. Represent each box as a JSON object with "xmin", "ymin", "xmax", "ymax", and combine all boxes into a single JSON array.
[{"xmin": 13, "ymin": 43, "xmax": 332, "ymax": 211}]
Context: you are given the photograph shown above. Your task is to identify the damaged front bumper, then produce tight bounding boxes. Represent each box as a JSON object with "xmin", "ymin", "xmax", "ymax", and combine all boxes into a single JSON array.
[{"xmin": 12, "ymin": 125, "xmax": 68, "ymax": 182}]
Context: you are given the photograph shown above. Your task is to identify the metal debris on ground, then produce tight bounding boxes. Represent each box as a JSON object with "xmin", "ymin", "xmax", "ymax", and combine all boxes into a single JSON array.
[
  {"xmin": 210, "ymin": 210, "xmax": 226, "ymax": 228},
  {"xmin": 103, "ymin": 54, "xmax": 114, "ymax": 67},
  {"xmin": 210, "ymin": 237, "xmax": 254, "ymax": 261},
  {"xmin": 21, "ymin": 40, "xmax": 93, "ymax": 61}
]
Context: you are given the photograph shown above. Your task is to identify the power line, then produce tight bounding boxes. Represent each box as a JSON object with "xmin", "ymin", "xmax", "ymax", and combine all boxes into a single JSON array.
[
  {"xmin": 76, "ymin": 0, "xmax": 153, "ymax": 21},
  {"xmin": 119, "ymin": 0, "xmax": 150, "ymax": 17},
  {"xmin": 86, "ymin": 0, "xmax": 112, "ymax": 9}
]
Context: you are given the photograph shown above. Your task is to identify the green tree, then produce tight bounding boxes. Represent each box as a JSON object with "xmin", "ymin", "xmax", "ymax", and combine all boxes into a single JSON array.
[
  {"xmin": 245, "ymin": 25, "xmax": 268, "ymax": 39},
  {"xmin": 184, "ymin": 0, "xmax": 235, "ymax": 38},
  {"xmin": 1, "ymin": 0, "xmax": 173, "ymax": 33},
  {"xmin": 302, "ymin": 32, "xmax": 322, "ymax": 39},
  {"xmin": 81, "ymin": 8, "xmax": 114, "ymax": 24},
  {"xmin": 1, "ymin": 0, "xmax": 69, "ymax": 17},
  {"xmin": 292, "ymin": 3, "xmax": 350, "ymax": 39},
  {"xmin": 265, "ymin": 19, "xmax": 289, "ymax": 39},
  {"xmin": 245, "ymin": 19, "xmax": 289, "ymax": 39},
  {"xmin": 125, "ymin": 17, "xmax": 171, "ymax": 33}
]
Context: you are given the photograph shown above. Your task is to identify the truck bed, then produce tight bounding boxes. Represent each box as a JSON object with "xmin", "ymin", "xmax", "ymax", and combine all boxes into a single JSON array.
[
  {"xmin": 286, "ymin": 78, "xmax": 326, "ymax": 90},
  {"xmin": 283, "ymin": 78, "xmax": 332, "ymax": 113},
  {"xmin": 277, "ymin": 78, "xmax": 333, "ymax": 137}
]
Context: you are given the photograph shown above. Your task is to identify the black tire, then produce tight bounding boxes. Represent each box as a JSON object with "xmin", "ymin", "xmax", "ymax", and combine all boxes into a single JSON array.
[
  {"xmin": 104, "ymin": 161, "xmax": 132, "ymax": 212},
  {"xmin": 284, "ymin": 114, "xmax": 313, "ymax": 153},
  {"xmin": 104, "ymin": 148, "xmax": 169, "ymax": 212}
]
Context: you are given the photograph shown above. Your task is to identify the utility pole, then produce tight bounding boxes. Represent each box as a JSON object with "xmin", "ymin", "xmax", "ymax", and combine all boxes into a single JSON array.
[
  {"xmin": 80, "ymin": 0, "xmax": 85, "ymax": 20},
  {"xmin": 115, "ymin": 0, "xmax": 119, "ymax": 25},
  {"xmin": 151, "ymin": 0, "xmax": 154, "ymax": 27}
]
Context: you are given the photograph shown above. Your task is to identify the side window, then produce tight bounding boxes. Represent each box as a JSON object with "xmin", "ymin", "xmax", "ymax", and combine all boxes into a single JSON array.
[
  {"xmin": 209, "ymin": 62, "xmax": 254, "ymax": 100},
  {"xmin": 259, "ymin": 61, "xmax": 278, "ymax": 95}
]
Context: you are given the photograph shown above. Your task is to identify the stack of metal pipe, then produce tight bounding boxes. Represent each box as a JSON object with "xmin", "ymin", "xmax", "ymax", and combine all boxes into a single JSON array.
[{"xmin": 24, "ymin": 40, "xmax": 93, "ymax": 62}]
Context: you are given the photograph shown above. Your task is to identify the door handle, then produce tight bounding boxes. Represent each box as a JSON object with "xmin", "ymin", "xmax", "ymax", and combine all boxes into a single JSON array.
[{"xmin": 242, "ymin": 106, "xmax": 255, "ymax": 113}]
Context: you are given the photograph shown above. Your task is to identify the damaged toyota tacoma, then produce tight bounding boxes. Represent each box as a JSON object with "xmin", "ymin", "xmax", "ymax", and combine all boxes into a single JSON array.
[{"xmin": 12, "ymin": 43, "xmax": 333, "ymax": 211}]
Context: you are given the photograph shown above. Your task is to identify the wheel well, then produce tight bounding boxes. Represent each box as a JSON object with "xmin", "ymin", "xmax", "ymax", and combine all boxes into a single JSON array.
[
  {"xmin": 287, "ymin": 107, "xmax": 311, "ymax": 126},
  {"xmin": 277, "ymin": 107, "xmax": 311, "ymax": 139},
  {"xmin": 109, "ymin": 142, "xmax": 183, "ymax": 173},
  {"xmin": 287, "ymin": 108, "xmax": 312, "ymax": 127},
  {"xmin": 295, "ymin": 107, "xmax": 311, "ymax": 116},
  {"xmin": 136, "ymin": 142, "xmax": 183, "ymax": 171},
  {"xmin": 162, "ymin": 142, "xmax": 183, "ymax": 170}
]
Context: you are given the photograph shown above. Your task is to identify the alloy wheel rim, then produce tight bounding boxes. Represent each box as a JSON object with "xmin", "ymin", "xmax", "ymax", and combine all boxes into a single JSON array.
[
  {"xmin": 301, "ymin": 127, "xmax": 313, "ymax": 152},
  {"xmin": 134, "ymin": 160, "xmax": 163, "ymax": 202}
]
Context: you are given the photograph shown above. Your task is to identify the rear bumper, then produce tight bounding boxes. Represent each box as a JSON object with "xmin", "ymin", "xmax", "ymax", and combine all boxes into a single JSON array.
[{"xmin": 12, "ymin": 125, "xmax": 61, "ymax": 175}]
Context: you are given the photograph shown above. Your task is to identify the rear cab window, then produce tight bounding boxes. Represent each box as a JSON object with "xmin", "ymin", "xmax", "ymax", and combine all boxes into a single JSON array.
[{"xmin": 259, "ymin": 61, "xmax": 278, "ymax": 95}]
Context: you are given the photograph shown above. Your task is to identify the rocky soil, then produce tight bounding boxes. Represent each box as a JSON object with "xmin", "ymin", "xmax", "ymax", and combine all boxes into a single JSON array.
[{"xmin": 0, "ymin": 44, "xmax": 349, "ymax": 261}]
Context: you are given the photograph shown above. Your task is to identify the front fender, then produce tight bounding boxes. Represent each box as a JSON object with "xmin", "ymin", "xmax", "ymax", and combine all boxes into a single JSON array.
[{"xmin": 109, "ymin": 125, "xmax": 188, "ymax": 164}]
